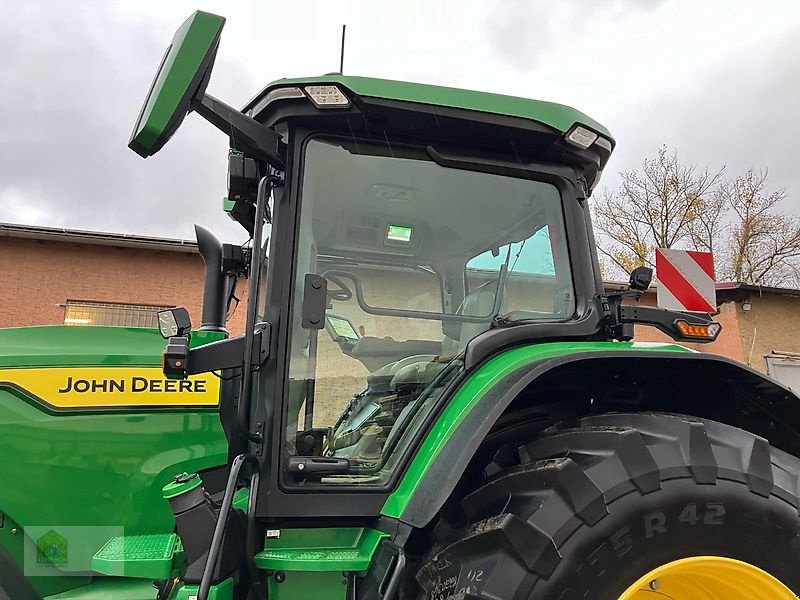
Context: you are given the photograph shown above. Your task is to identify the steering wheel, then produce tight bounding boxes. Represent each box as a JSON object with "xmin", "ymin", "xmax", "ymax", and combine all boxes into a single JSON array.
[{"xmin": 325, "ymin": 273, "xmax": 353, "ymax": 302}]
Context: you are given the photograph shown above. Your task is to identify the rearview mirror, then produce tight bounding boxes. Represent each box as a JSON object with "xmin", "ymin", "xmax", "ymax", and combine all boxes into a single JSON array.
[
  {"xmin": 129, "ymin": 10, "xmax": 225, "ymax": 158},
  {"xmin": 158, "ymin": 307, "xmax": 192, "ymax": 339}
]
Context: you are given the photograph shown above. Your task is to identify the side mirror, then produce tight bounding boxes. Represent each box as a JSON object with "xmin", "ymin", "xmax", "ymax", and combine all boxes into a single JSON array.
[
  {"xmin": 157, "ymin": 307, "xmax": 192, "ymax": 339},
  {"xmin": 129, "ymin": 10, "xmax": 283, "ymax": 166},
  {"xmin": 629, "ymin": 266, "xmax": 653, "ymax": 292},
  {"xmin": 129, "ymin": 11, "xmax": 225, "ymax": 158}
]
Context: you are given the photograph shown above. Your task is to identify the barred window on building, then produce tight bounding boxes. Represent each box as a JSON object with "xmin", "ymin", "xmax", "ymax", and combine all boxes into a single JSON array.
[{"xmin": 63, "ymin": 300, "xmax": 174, "ymax": 329}]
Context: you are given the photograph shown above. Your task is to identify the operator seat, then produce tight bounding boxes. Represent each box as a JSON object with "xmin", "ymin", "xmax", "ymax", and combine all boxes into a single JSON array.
[{"xmin": 442, "ymin": 284, "xmax": 496, "ymax": 356}]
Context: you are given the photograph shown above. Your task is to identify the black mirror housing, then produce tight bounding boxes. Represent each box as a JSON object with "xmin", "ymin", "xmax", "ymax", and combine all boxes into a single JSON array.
[
  {"xmin": 158, "ymin": 307, "xmax": 193, "ymax": 339},
  {"xmin": 629, "ymin": 266, "xmax": 653, "ymax": 292}
]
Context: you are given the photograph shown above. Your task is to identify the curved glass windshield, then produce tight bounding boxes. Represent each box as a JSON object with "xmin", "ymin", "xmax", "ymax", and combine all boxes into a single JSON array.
[{"xmin": 283, "ymin": 136, "xmax": 573, "ymax": 485}]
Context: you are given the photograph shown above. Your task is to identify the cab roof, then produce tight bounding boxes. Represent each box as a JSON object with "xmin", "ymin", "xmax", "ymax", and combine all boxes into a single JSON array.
[{"xmin": 243, "ymin": 74, "xmax": 613, "ymax": 142}]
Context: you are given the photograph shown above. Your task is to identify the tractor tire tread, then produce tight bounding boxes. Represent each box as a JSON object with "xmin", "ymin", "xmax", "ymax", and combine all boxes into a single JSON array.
[{"xmin": 414, "ymin": 411, "xmax": 800, "ymax": 599}]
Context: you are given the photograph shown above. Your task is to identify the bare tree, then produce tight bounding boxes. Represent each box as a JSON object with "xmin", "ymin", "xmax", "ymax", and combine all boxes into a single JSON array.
[
  {"xmin": 592, "ymin": 145, "xmax": 725, "ymax": 273},
  {"xmin": 717, "ymin": 169, "xmax": 800, "ymax": 286},
  {"xmin": 594, "ymin": 148, "xmax": 800, "ymax": 287}
]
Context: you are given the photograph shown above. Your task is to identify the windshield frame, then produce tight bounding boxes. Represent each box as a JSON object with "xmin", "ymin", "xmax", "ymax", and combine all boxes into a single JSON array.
[{"xmin": 262, "ymin": 127, "xmax": 592, "ymax": 495}]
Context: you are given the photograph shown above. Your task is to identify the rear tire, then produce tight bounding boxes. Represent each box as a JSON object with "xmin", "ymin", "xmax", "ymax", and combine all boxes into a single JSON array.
[{"xmin": 415, "ymin": 412, "xmax": 800, "ymax": 599}]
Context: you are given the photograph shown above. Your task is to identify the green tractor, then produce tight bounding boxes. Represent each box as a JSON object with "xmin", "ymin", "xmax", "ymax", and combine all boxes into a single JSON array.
[{"xmin": 12, "ymin": 9, "xmax": 800, "ymax": 600}]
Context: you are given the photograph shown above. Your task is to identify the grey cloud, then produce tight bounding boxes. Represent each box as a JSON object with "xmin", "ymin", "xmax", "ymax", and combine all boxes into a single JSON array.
[
  {"xmin": 0, "ymin": 2, "xmax": 254, "ymax": 243},
  {"xmin": 485, "ymin": 0, "xmax": 667, "ymax": 71},
  {"xmin": 598, "ymin": 23, "xmax": 800, "ymax": 213}
]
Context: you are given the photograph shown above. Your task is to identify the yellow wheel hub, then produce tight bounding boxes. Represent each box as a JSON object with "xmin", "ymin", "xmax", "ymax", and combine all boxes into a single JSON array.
[{"xmin": 618, "ymin": 556, "xmax": 797, "ymax": 599}]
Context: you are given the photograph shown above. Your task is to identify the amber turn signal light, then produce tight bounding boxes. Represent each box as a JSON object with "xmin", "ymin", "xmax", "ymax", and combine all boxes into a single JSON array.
[{"xmin": 674, "ymin": 319, "xmax": 722, "ymax": 341}]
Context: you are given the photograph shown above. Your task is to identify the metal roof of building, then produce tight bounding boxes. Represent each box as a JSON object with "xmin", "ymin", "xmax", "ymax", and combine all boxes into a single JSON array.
[{"xmin": 0, "ymin": 222, "xmax": 198, "ymax": 253}]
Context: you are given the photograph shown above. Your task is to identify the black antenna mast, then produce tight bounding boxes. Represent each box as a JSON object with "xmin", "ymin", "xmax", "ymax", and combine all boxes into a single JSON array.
[{"xmin": 340, "ymin": 25, "xmax": 346, "ymax": 73}]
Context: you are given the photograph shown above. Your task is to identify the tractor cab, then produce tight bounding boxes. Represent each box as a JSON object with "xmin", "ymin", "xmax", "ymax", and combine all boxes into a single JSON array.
[{"xmin": 219, "ymin": 70, "xmax": 621, "ymax": 508}]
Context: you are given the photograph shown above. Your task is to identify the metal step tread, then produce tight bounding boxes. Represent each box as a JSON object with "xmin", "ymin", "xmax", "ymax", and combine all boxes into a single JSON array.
[
  {"xmin": 254, "ymin": 528, "xmax": 386, "ymax": 572},
  {"xmin": 92, "ymin": 533, "xmax": 182, "ymax": 579}
]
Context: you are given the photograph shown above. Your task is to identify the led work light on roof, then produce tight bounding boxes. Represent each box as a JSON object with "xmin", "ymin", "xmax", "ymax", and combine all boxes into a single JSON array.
[
  {"xmin": 304, "ymin": 85, "xmax": 351, "ymax": 108},
  {"xmin": 248, "ymin": 87, "xmax": 305, "ymax": 117},
  {"xmin": 565, "ymin": 125, "xmax": 599, "ymax": 149}
]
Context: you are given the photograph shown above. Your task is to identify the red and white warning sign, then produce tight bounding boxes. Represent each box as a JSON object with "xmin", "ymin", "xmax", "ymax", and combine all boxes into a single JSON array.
[{"xmin": 656, "ymin": 248, "xmax": 717, "ymax": 313}]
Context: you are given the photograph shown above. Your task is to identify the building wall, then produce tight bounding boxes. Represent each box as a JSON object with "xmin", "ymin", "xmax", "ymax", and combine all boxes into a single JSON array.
[
  {"xmin": 732, "ymin": 294, "xmax": 800, "ymax": 372},
  {"xmin": 0, "ymin": 236, "xmax": 247, "ymax": 334}
]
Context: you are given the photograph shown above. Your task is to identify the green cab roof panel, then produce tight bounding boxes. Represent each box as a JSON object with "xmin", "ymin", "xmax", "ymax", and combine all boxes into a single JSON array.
[{"xmin": 250, "ymin": 74, "xmax": 612, "ymax": 139}]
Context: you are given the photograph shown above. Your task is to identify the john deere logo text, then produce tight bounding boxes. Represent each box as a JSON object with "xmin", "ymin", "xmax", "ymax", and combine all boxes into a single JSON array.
[
  {"xmin": 58, "ymin": 376, "xmax": 207, "ymax": 394},
  {"xmin": 0, "ymin": 367, "xmax": 219, "ymax": 408}
]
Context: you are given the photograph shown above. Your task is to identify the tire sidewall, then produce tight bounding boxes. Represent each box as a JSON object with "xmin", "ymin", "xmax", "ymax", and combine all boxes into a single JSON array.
[{"xmin": 529, "ymin": 478, "xmax": 800, "ymax": 599}]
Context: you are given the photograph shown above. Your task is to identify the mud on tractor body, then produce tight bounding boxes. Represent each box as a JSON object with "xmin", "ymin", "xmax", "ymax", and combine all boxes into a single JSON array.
[{"xmin": 5, "ymin": 10, "xmax": 800, "ymax": 600}]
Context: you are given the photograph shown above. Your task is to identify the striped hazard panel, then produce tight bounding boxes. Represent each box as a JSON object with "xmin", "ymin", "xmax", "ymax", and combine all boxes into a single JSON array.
[{"xmin": 656, "ymin": 248, "xmax": 717, "ymax": 313}]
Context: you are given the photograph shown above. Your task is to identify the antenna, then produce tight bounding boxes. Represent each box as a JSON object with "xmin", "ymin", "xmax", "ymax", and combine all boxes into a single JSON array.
[{"xmin": 340, "ymin": 24, "xmax": 346, "ymax": 73}]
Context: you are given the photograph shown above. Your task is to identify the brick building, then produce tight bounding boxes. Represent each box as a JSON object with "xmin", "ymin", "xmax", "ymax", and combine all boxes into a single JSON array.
[
  {"xmin": 0, "ymin": 222, "xmax": 247, "ymax": 334},
  {"xmin": 2, "ymin": 222, "xmax": 798, "ymax": 390}
]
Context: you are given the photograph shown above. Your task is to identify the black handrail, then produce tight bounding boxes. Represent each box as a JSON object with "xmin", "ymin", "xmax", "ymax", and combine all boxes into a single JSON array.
[{"xmin": 236, "ymin": 175, "xmax": 277, "ymax": 444}]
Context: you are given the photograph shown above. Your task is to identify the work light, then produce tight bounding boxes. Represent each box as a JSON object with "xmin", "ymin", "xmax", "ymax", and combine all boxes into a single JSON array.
[{"xmin": 304, "ymin": 85, "xmax": 351, "ymax": 108}]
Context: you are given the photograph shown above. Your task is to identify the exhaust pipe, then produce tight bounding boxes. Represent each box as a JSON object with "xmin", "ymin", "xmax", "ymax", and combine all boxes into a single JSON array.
[{"xmin": 195, "ymin": 225, "xmax": 226, "ymax": 332}]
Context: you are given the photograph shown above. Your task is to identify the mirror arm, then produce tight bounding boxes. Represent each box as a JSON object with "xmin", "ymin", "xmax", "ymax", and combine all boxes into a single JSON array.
[
  {"xmin": 185, "ymin": 326, "xmax": 271, "ymax": 375},
  {"xmin": 606, "ymin": 301, "xmax": 719, "ymax": 343},
  {"xmin": 194, "ymin": 93, "xmax": 285, "ymax": 168}
]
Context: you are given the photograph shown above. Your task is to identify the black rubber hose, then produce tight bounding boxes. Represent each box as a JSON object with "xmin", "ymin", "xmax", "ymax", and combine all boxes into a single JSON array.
[{"xmin": 197, "ymin": 453, "xmax": 258, "ymax": 600}]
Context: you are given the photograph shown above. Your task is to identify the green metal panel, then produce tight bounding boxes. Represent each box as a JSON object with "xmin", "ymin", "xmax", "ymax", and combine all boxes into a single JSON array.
[
  {"xmin": 0, "ymin": 325, "xmax": 223, "ymax": 369},
  {"xmin": 42, "ymin": 578, "xmax": 158, "ymax": 599},
  {"xmin": 172, "ymin": 578, "xmax": 233, "ymax": 600},
  {"xmin": 0, "ymin": 396, "xmax": 224, "ymax": 593},
  {"xmin": 256, "ymin": 528, "xmax": 387, "ymax": 572},
  {"xmin": 255, "ymin": 75, "xmax": 612, "ymax": 138},
  {"xmin": 92, "ymin": 533, "xmax": 182, "ymax": 579},
  {"xmin": 382, "ymin": 341, "xmax": 691, "ymax": 517},
  {"xmin": 267, "ymin": 571, "xmax": 346, "ymax": 600}
]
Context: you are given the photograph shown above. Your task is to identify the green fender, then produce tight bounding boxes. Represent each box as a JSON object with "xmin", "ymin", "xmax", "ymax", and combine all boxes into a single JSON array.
[{"xmin": 381, "ymin": 341, "xmax": 799, "ymax": 526}]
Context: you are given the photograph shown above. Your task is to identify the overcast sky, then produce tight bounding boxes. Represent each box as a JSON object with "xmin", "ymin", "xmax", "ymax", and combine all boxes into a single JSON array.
[{"xmin": 1, "ymin": 0, "xmax": 798, "ymax": 245}]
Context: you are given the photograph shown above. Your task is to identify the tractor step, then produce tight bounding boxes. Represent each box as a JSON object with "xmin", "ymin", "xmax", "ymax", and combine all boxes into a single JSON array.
[
  {"xmin": 254, "ymin": 527, "xmax": 386, "ymax": 572},
  {"xmin": 92, "ymin": 533, "xmax": 183, "ymax": 579}
]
